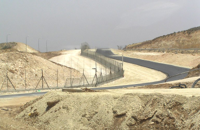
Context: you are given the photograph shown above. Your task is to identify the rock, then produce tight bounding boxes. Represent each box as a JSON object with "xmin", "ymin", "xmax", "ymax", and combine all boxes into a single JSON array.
[
  {"xmin": 1, "ymin": 107, "xmax": 9, "ymax": 111},
  {"xmin": 126, "ymin": 118, "xmax": 136, "ymax": 126}
]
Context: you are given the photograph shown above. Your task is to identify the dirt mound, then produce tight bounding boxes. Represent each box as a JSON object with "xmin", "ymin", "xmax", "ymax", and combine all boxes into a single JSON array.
[
  {"xmin": 15, "ymin": 91, "xmax": 200, "ymax": 129},
  {"xmin": 187, "ymin": 64, "xmax": 200, "ymax": 78},
  {"xmin": 0, "ymin": 52, "xmax": 81, "ymax": 90},
  {"xmin": 126, "ymin": 26, "xmax": 200, "ymax": 49},
  {"xmin": 31, "ymin": 51, "xmax": 62, "ymax": 60},
  {"xmin": 0, "ymin": 42, "xmax": 38, "ymax": 53}
]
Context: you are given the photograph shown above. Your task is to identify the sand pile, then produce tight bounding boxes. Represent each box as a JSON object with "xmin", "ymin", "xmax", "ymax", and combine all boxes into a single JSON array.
[
  {"xmin": 16, "ymin": 91, "xmax": 200, "ymax": 130},
  {"xmin": 0, "ymin": 52, "xmax": 81, "ymax": 90},
  {"xmin": 0, "ymin": 42, "xmax": 38, "ymax": 53},
  {"xmin": 187, "ymin": 63, "xmax": 200, "ymax": 78}
]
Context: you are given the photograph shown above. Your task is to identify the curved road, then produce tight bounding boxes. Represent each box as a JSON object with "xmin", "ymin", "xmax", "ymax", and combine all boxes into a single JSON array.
[
  {"xmin": 0, "ymin": 49, "xmax": 190, "ymax": 98},
  {"xmin": 93, "ymin": 49, "xmax": 190, "ymax": 90}
]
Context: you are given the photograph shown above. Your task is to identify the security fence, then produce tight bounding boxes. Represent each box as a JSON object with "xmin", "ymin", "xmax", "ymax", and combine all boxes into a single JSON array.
[
  {"xmin": 125, "ymin": 48, "xmax": 200, "ymax": 54},
  {"xmin": 64, "ymin": 49, "xmax": 124, "ymax": 88},
  {"xmin": 0, "ymin": 67, "xmax": 74, "ymax": 92},
  {"xmin": 0, "ymin": 44, "xmax": 124, "ymax": 92},
  {"xmin": 0, "ymin": 51, "xmax": 82, "ymax": 92},
  {"xmin": 78, "ymin": 43, "xmax": 124, "ymax": 87}
]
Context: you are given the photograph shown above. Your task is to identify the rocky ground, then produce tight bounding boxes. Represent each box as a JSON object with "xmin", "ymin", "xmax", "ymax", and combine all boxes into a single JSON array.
[
  {"xmin": 1, "ymin": 42, "xmax": 200, "ymax": 129},
  {"xmin": 0, "ymin": 42, "xmax": 81, "ymax": 91},
  {"xmin": 0, "ymin": 52, "xmax": 81, "ymax": 91},
  {"xmin": 125, "ymin": 26, "xmax": 200, "ymax": 49},
  {"xmin": 1, "ymin": 90, "xmax": 200, "ymax": 130}
]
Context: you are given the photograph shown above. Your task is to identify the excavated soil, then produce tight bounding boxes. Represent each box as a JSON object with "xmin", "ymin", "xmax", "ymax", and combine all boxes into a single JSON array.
[
  {"xmin": 187, "ymin": 64, "xmax": 200, "ymax": 78},
  {"xmin": 5, "ymin": 91, "xmax": 199, "ymax": 130},
  {"xmin": 0, "ymin": 51, "xmax": 81, "ymax": 91}
]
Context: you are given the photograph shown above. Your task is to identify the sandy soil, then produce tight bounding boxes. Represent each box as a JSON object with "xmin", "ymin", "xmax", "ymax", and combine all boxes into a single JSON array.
[
  {"xmin": 0, "ymin": 96, "xmax": 39, "ymax": 107},
  {"xmin": 50, "ymin": 50, "xmax": 108, "ymax": 77},
  {"xmin": 112, "ymin": 49, "xmax": 200, "ymax": 68},
  {"xmin": 50, "ymin": 50, "xmax": 167, "ymax": 87},
  {"xmin": 99, "ymin": 61, "xmax": 166, "ymax": 87},
  {"xmin": 110, "ymin": 49, "xmax": 200, "ymax": 86},
  {"xmin": 5, "ymin": 91, "xmax": 199, "ymax": 129},
  {"xmin": 125, "ymin": 28, "xmax": 200, "ymax": 50},
  {"xmin": 1, "ymin": 48, "xmax": 200, "ymax": 129},
  {"xmin": 0, "ymin": 52, "xmax": 80, "ymax": 91},
  {"xmin": 0, "ymin": 96, "xmax": 39, "ymax": 130}
]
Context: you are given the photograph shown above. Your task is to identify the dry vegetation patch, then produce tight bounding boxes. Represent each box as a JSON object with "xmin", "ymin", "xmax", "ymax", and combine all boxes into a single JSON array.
[{"xmin": 126, "ymin": 26, "xmax": 200, "ymax": 49}]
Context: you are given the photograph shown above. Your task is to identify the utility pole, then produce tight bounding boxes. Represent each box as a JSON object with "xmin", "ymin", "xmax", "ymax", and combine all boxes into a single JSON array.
[
  {"xmin": 46, "ymin": 40, "xmax": 48, "ymax": 52},
  {"xmin": 26, "ymin": 36, "xmax": 28, "ymax": 52},
  {"xmin": 38, "ymin": 38, "xmax": 41, "ymax": 52},
  {"xmin": 122, "ymin": 54, "xmax": 123, "ymax": 69},
  {"xmin": 6, "ymin": 34, "xmax": 10, "ymax": 43}
]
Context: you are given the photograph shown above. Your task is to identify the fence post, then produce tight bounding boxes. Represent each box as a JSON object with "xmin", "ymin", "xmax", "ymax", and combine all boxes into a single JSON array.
[
  {"xmin": 57, "ymin": 69, "xmax": 58, "ymax": 88},
  {"xmin": 25, "ymin": 68, "xmax": 26, "ymax": 90},
  {"xmin": 6, "ymin": 72, "xmax": 8, "ymax": 91},
  {"xmin": 42, "ymin": 69, "xmax": 44, "ymax": 89}
]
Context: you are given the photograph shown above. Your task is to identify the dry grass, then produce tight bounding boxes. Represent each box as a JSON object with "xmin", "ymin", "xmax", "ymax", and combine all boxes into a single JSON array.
[
  {"xmin": 126, "ymin": 27, "xmax": 200, "ymax": 49},
  {"xmin": 31, "ymin": 51, "xmax": 62, "ymax": 60}
]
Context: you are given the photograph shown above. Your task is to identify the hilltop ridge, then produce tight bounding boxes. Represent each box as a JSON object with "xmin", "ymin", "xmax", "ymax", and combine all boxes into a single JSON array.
[
  {"xmin": 0, "ymin": 42, "xmax": 38, "ymax": 53},
  {"xmin": 126, "ymin": 26, "xmax": 200, "ymax": 49}
]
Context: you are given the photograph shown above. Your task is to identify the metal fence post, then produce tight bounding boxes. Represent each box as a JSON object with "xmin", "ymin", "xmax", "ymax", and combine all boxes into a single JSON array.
[
  {"xmin": 57, "ymin": 69, "xmax": 58, "ymax": 88},
  {"xmin": 42, "ymin": 69, "xmax": 44, "ymax": 89},
  {"xmin": 6, "ymin": 72, "xmax": 8, "ymax": 91},
  {"xmin": 25, "ymin": 68, "xmax": 26, "ymax": 90}
]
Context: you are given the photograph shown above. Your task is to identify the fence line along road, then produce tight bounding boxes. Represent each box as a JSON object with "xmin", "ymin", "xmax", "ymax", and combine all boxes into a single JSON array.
[
  {"xmin": 80, "ymin": 43, "xmax": 124, "ymax": 87},
  {"xmin": 125, "ymin": 48, "xmax": 200, "ymax": 54},
  {"xmin": 0, "ymin": 44, "xmax": 124, "ymax": 93}
]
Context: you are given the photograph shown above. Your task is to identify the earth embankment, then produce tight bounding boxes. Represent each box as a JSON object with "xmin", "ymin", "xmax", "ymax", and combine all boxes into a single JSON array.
[{"xmin": 14, "ymin": 90, "xmax": 200, "ymax": 130}]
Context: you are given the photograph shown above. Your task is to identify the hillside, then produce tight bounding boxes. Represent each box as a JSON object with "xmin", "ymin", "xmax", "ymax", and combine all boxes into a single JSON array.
[
  {"xmin": 8, "ymin": 90, "xmax": 200, "ymax": 130},
  {"xmin": 0, "ymin": 52, "xmax": 81, "ymax": 91},
  {"xmin": 126, "ymin": 26, "xmax": 200, "ymax": 49},
  {"xmin": 0, "ymin": 42, "xmax": 38, "ymax": 53},
  {"xmin": 0, "ymin": 42, "xmax": 81, "ymax": 91}
]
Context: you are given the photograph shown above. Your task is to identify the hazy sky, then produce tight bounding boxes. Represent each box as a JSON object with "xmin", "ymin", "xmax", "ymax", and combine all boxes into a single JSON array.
[{"xmin": 1, "ymin": 0, "xmax": 200, "ymax": 51}]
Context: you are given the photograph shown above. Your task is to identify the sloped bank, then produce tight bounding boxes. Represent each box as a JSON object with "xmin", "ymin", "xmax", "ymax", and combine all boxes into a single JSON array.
[{"xmin": 16, "ymin": 91, "xmax": 200, "ymax": 130}]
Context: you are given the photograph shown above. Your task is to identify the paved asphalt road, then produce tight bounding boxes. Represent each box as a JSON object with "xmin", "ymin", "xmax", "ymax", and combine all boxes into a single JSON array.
[
  {"xmin": 0, "ymin": 49, "xmax": 190, "ymax": 98},
  {"xmin": 92, "ymin": 49, "xmax": 190, "ymax": 90}
]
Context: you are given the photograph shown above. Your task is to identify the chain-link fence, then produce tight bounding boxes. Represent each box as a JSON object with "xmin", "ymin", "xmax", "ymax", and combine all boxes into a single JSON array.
[
  {"xmin": 0, "ymin": 43, "xmax": 124, "ymax": 92},
  {"xmin": 0, "ymin": 51, "xmax": 80, "ymax": 92},
  {"xmin": 64, "ymin": 44, "xmax": 124, "ymax": 88},
  {"xmin": 0, "ymin": 67, "xmax": 72, "ymax": 92}
]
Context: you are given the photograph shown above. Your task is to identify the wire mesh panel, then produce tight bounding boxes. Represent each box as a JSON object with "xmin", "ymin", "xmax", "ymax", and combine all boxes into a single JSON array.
[
  {"xmin": 26, "ymin": 69, "xmax": 42, "ymax": 90},
  {"xmin": 43, "ymin": 68, "xmax": 58, "ymax": 88},
  {"xmin": 0, "ymin": 44, "xmax": 124, "ymax": 92},
  {"xmin": 80, "ymin": 44, "xmax": 124, "ymax": 86}
]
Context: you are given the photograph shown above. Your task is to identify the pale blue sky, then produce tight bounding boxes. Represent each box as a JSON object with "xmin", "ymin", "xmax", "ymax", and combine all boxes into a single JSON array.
[{"xmin": 0, "ymin": 0, "xmax": 200, "ymax": 51}]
